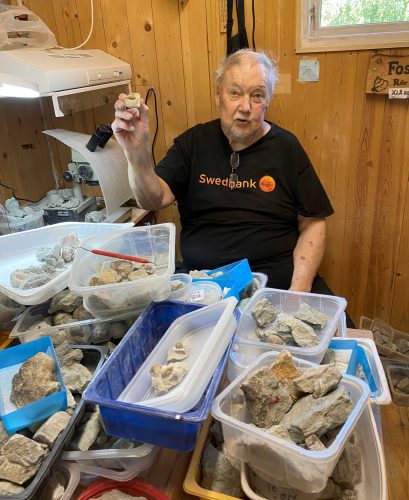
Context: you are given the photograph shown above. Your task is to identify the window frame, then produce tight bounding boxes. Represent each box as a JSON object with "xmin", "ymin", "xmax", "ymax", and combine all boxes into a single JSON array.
[{"xmin": 296, "ymin": 0, "xmax": 409, "ymax": 53}]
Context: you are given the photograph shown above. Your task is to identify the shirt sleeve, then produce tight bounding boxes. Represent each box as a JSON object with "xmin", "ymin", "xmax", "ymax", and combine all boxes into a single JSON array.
[
  {"xmin": 293, "ymin": 143, "xmax": 334, "ymax": 218},
  {"xmin": 155, "ymin": 134, "xmax": 191, "ymax": 201}
]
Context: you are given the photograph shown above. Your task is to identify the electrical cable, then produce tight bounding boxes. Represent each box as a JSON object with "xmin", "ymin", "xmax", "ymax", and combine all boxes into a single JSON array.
[
  {"xmin": 57, "ymin": 0, "xmax": 94, "ymax": 50},
  {"xmin": 252, "ymin": 0, "xmax": 256, "ymax": 49},
  {"xmin": 0, "ymin": 181, "xmax": 42, "ymax": 204},
  {"xmin": 145, "ymin": 87, "xmax": 159, "ymax": 168}
]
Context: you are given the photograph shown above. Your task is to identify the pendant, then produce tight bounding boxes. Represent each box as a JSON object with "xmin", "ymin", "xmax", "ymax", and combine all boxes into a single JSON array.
[{"xmin": 229, "ymin": 173, "xmax": 239, "ymax": 190}]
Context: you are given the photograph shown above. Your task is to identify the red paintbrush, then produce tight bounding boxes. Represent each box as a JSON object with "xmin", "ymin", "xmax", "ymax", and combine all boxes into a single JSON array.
[{"xmin": 79, "ymin": 247, "xmax": 154, "ymax": 264}]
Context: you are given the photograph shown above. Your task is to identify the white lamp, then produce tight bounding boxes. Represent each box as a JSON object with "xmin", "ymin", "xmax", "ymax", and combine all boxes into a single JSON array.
[{"xmin": 0, "ymin": 73, "xmax": 40, "ymax": 98}]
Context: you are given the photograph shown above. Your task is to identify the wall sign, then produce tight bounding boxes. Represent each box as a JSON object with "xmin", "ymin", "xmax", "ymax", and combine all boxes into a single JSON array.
[{"xmin": 366, "ymin": 54, "xmax": 409, "ymax": 95}]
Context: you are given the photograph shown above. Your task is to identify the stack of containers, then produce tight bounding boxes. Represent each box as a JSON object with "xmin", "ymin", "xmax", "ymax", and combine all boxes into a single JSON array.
[
  {"xmin": 211, "ymin": 351, "xmax": 370, "ymax": 495},
  {"xmin": 69, "ymin": 223, "xmax": 175, "ymax": 317}
]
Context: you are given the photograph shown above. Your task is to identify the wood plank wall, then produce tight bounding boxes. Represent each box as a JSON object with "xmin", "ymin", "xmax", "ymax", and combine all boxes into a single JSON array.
[{"xmin": 1, "ymin": 0, "xmax": 409, "ymax": 330}]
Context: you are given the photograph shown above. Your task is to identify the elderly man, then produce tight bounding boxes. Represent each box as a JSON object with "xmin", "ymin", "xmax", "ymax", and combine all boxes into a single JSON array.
[{"xmin": 112, "ymin": 49, "xmax": 333, "ymax": 293}]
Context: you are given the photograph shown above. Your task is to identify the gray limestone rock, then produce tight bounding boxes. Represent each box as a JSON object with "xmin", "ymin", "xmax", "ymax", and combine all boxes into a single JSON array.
[
  {"xmin": 109, "ymin": 322, "xmax": 127, "ymax": 340},
  {"xmin": 11, "ymin": 352, "xmax": 60, "ymax": 408},
  {"xmin": 201, "ymin": 441, "xmax": 243, "ymax": 498},
  {"xmin": 331, "ymin": 436, "xmax": 362, "ymax": 488},
  {"xmin": 321, "ymin": 348, "xmax": 336, "ymax": 365},
  {"xmin": 241, "ymin": 367, "xmax": 293, "ymax": 428},
  {"xmin": 294, "ymin": 303, "xmax": 328, "ymax": 329},
  {"xmin": 395, "ymin": 337, "xmax": 409, "ymax": 354},
  {"xmin": 48, "ymin": 290, "xmax": 83, "ymax": 314},
  {"xmin": 40, "ymin": 469, "xmax": 66, "ymax": 500},
  {"xmin": 396, "ymin": 377, "xmax": 409, "ymax": 394},
  {"xmin": 280, "ymin": 386, "xmax": 354, "ymax": 443},
  {"xmin": 293, "ymin": 364, "xmax": 342, "ymax": 398},
  {"xmin": 66, "ymin": 389, "xmax": 77, "ymax": 414},
  {"xmin": 255, "ymin": 325, "xmax": 285, "ymax": 344},
  {"xmin": 55, "ymin": 341, "xmax": 83, "ymax": 367},
  {"xmin": 291, "ymin": 323, "xmax": 320, "ymax": 347},
  {"xmin": 72, "ymin": 305, "xmax": 93, "ymax": 321},
  {"xmin": 0, "ymin": 435, "xmax": 48, "ymax": 484},
  {"xmin": 265, "ymin": 424, "xmax": 293, "ymax": 443},
  {"xmin": 33, "ymin": 411, "xmax": 71, "ymax": 447},
  {"xmin": 53, "ymin": 312, "xmax": 73, "ymax": 326},
  {"xmin": 85, "ymin": 210, "xmax": 106, "ymax": 223},
  {"xmin": 36, "ymin": 245, "xmax": 61, "ymax": 263},
  {"xmin": 251, "ymin": 299, "xmax": 280, "ymax": 327},
  {"xmin": 61, "ymin": 363, "xmax": 92, "ymax": 393},
  {"xmin": 0, "ymin": 480, "xmax": 25, "ymax": 496},
  {"xmin": 0, "ymin": 422, "xmax": 9, "ymax": 448},
  {"xmin": 71, "ymin": 411, "xmax": 101, "ymax": 451}
]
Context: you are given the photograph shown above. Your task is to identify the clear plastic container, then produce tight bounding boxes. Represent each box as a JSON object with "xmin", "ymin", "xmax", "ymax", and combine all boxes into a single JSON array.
[
  {"xmin": 10, "ymin": 300, "xmax": 139, "ymax": 344},
  {"xmin": 39, "ymin": 461, "xmax": 81, "ymax": 500},
  {"xmin": 118, "ymin": 298, "xmax": 238, "ymax": 413},
  {"xmin": 0, "ymin": 221, "xmax": 133, "ymax": 305},
  {"xmin": 62, "ymin": 442, "xmax": 158, "ymax": 482},
  {"xmin": 384, "ymin": 359, "xmax": 409, "ymax": 406},
  {"xmin": 235, "ymin": 288, "xmax": 347, "ymax": 364},
  {"xmin": 188, "ymin": 280, "xmax": 223, "ymax": 305},
  {"xmin": 240, "ymin": 402, "xmax": 386, "ymax": 500},
  {"xmin": 69, "ymin": 223, "xmax": 175, "ymax": 317},
  {"xmin": 0, "ymin": 292, "xmax": 24, "ymax": 324},
  {"xmin": 0, "ymin": 207, "xmax": 44, "ymax": 235},
  {"xmin": 169, "ymin": 273, "xmax": 192, "ymax": 301},
  {"xmin": 211, "ymin": 351, "xmax": 370, "ymax": 494},
  {"xmin": 370, "ymin": 317, "xmax": 409, "ymax": 362}
]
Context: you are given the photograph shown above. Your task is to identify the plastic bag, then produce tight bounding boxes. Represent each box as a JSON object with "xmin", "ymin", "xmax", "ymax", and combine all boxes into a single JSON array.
[{"xmin": 0, "ymin": 5, "xmax": 57, "ymax": 50}]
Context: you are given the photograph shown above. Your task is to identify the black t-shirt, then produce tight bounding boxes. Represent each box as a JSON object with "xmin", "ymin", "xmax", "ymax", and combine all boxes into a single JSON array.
[{"xmin": 156, "ymin": 119, "xmax": 334, "ymax": 289}]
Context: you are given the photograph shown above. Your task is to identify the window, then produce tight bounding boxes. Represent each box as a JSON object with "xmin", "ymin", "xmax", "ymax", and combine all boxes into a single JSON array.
[{"xmin": 297, "ymin": 0, "xmax": 409, "ymax": 53}]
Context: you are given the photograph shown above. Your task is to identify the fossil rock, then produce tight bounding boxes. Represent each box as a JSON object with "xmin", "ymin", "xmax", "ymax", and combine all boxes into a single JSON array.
[
  {"xmin": 395, "ymin": 337, "xmax": 409, "ymax": 354},
  {"xmin": 291, "ymin": 323, "xmax": 320, "ymax": 347},
  {"xmin": 151, "ymin": 362, "xmax": 188, "ymax": 395},
  {"xmin": 11, "ymin": 352, "xmax": 60, "ymax": 408},
  {"xmin": 294, "ymin": 364, "xmax": 342, "ymax": 398},
  {"xmin": 71, "ymin": 411, "xmax": 101, "ymax": 451},
  {"xmin": 110, "ymin": 260, "xmax": 133, "ymax": 278},
  {"xmin": 10, "ymin": 265, "xmax": 61, "ymax": 290},
  {"xmin": 271, "ymin": 350, "xmax": 301, "ymax": 399},
  {"xmin": 0, "ymin": 480, "xmax": 25, "ymax": 496},
  {"xmin": 109, "ymin": 322, "xmax": 127, "ymax": 339},
  {"xmin": 280, "ymin": 386, "xmax": 353, "ymax": 443},
  {"xmin": 33, "ymin": 411, "xmax": 71, "ymax": 447},
  {"xmin": 72, "ymin": 305, "xmax": 93, "ymax": 321},
  {"xmin": 40, "ymin": 468, "xmax": 66, "ymax": 500},
  {"xmin": 36, "ymin": 245, "xmax": 62, "ymax": 263},
  {"xmin": 128, "ymin": 268, "xmax": 150, "ymax": 280},
  {"xmin": 48, "ymin": 290, "xmax": 83, "ymax": 314},
  {"xmin": 394, "ymin": 376, "xmax": 409, "ymax": 394},
  {"xmin": 0, "ymin": 435, "xmax": 48, "ymax": 484},
  {"xmin": 294, "ymin": 303, "xmax": 328, "ymax": 329},
  {"xmin": 61, "ymin": 363, "xmax": 92, "ymax": 393},
  {"xmin": 90, "ymin": 323, "xmax": 109, "ymax": 343},
  {"xmin": 331, "ymin": 435, "xmax": 361, "ymax": 488},
  {"xmin": 0, "ymin": 421, "xmax": 9, "ymax": 447},
  {"xmin": 241, "ymin": 367, "xmax": 293, "ymax": 428},
  {"xmin": 97, "ymin": 269, "xmax": 122, "ymax": 285},
  {"xmin": 171, "ymin": 280, "xmax": 184, "ymax": 291},
  {"xmin": 53, "ymin": 312, "xmax": 73, "ymax": 326},
  {"xmin": 265, "ymin": 424, "xmax": 293, "ymax": 443},
  {"xmin": 167, "ymin": 339, "xmax": 189, "ymax": 362},
  {"xmin": 201, "ymin": 441, "xmax": 243, "ymax": 498},
  {"xmin": 251, "ymin": 299, "xmax": 279, "ymax": 327},
  {"xmin": 55, "ymin": 341, "xmax": 83, "ymax": 367},
  {"xmin": 66, "ymin": 389, "xmax": 77, "ymax": 414},
  {"xmin": 189, "ymin": 270, "xmax": 209, "ymax": 278},
  {"xmin": 85, "ymin": 210, "xmax": 106, "ymax": 223},
  {"xmin": 255, "ymin": 325, "xmax": 285, "ymax": 344},
  {"xmin": 305, "ymin": 434, "xmax": 326, "ymax": 451}
]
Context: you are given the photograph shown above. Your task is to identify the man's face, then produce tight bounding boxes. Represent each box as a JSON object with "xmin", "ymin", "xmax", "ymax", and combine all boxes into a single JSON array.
[{"xmin": 216, "ymin": 59, "xmax": 270, "ymax": 147}]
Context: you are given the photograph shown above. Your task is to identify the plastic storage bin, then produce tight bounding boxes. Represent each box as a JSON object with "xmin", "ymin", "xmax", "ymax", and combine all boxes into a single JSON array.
[
  {"xmin": 83, "ymin": 301, "xmax": 235, "ymax": 451},
  {"xmin": 10, "ymin": 300, "xmax": 139, "ymax": 345},
  {"xmin": 69, "ymin": 223, "xmax": 175, "ymax": 317},
  {"xmin": 211, "ymin": 351, "xmax": 370, "ymax": 493},
  {"xmin": 63, "ymin": 439, "xmax": 158, "ymax": 482},
  {"xmin": 384, "ymin": 359, "xmax": 409, "ymax": 406},
  {"xmin": 78, "ymin": 477, "xmax": 170, "ymax": 500},
  {"xmin": 38, "ymin": 461, "xmax": 81, "ymax": 500},
  {"xmin": 0, "ymin": 336, "xmax": 67, "ymax": 433},
  {"xmin": 169, "ymin": 273, "xmax": 192, "ymax": 301},
  {"xmin": 369, "ymin": 317, "xmax": 409, "ymax": 362},
  {"xmin": 0, "ymin": 221, "xmax": 133, "ymax": 305},
  {"xmin": 192, "ymin": 259, "xmax": 253, "ymax": 300},
  {"xmin": 188, "ymin": 281, "xmax": 223, "ymax": 305},
  {"xmin": 0, "ymin": 292, "xmax": 24, "ymax": 325},
  {"xmin": 0, "ymin": 207, "xmax": 44, "ymax": 236},
  {"xmin": 3, "ymin": 345, "xmax": 106, "ymax": 500},
  {"xmin": 118, "ymin": 298, "xmax": 237, "ymax": 413},
  {"xmin": 235, "ymin": 288, "xmax": 347, "ymax": 364}
]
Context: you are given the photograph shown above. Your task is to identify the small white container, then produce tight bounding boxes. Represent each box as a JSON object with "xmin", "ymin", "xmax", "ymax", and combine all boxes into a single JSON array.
[
  {"xmin": 240, "ymin": 402, "xmax": 386, "ymax": 500},
  {"xmin": 235, "ymin": 288, "xmax": 347, "ymax": 364},
  {"xmin": 0, "ymin": 222, "xmax": 133, "ymax": 305},
  {"xmin": 69, "ymin": 224, "xmax": 175, "ymax": 317},
  {"xmin": 118, "ymin": 297, "xmax": 237, "ymax": 413},
  {"xmin": 188, "ymin": 280, "xmax": 223, "ymax": 305},
  {"xmin": 62, "ymin": 443, "xmax": 158, "ymax": 482},
  {"xmin": 0, "ymin": 207, "xmax": 44, "ymax": 236},
  {"xmin": 169, "ymin": 273, "xmax": 192, "ymax": 301},
  {"xmin": 211, "ymin": 351, "xmax": 370, "ymax": 494}
]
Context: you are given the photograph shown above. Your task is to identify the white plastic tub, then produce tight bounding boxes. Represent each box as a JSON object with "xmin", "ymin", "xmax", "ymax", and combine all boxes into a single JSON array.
[
  {"xmin": 69, "ymin": 223, "xmax": 175, "ymax": 317},
  {"xmin": 118, "ymin": 297, "xmax": 238, "ymax": 413},
  {"xmin": 62, "ymin": 443, "xmax": 158, "ymax": 482},
  {"xmin": 212, "ymin": 351, "xmax": 370, "ymax": 494},
  {"xmin": 235, "ymin": 288, "xmax": 347, "ymax": 364},
  {"xmin": 188, "ymin": 280, "xmax": 223, "ymax": 305},
  {"xmin": 0, "ymin": 207, "xmax": 44, "ymax": 235},
  {"xmin": 240, "ymin": 402, "xmax": 386, "ymax": 500},
  {"xmin": 0, "ymin": 222, "xmax": 133, "ymax": 305},
  {"xmin": 169, "ymin": 273, "xmax": 192, "ymax": 301}
]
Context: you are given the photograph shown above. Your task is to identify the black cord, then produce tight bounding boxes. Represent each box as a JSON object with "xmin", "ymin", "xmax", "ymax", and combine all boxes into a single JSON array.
[
  {"xmin": 252, "ymin": 0, "xmax": 256, "ymax": 49},
  {"xmin": 145, "ymin": 87, "xmax": 159, "ymax": 168},
  {"xmin": 0, "ymin": 181, "xmax": 42, "ymax": 204}
]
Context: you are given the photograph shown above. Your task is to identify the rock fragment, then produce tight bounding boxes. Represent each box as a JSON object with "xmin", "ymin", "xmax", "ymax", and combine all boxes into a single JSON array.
[
  {"xmin": 151, "ymin": 362, "xmax": 188, "ymax": 395},
  {"xmin": 33, "ymin": 411, "xmax": 71, "ymax": 447},
  {"xmin": 293, "ymin": 364, "xmax": 342, "ymax": 398},
  {"xmin": 294, "ymin": 302, "xmax": 328, "ymax": 329},
  {"xmin": 251, "ymin": 299, "xmax": 279, "ymax": 327}
]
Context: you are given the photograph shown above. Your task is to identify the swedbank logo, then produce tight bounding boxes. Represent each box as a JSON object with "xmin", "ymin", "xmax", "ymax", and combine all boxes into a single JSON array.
[{"xmin": 199, "ymin": 173, "xmax": 276, "ymax": 191}]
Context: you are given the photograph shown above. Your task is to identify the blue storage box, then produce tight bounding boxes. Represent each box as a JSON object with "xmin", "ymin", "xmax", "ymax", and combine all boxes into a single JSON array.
[
  {"xmin": 83, "ymin": 300, "xmax": 234, "ymax": 451},
  {"xmin": 0, "ymin": 336, "xmax": 67, "ymax": 433},
  {"xmin": 192, "ymin": 258, "xmax": 253, "ymax": 300}
]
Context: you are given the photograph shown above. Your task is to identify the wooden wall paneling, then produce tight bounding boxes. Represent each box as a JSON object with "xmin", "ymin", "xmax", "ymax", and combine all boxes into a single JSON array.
[
  {"xmin": 338, "ymin": 53, "xmax": 386, "ymax": 324},
  {"xmin": 365, "ymin": 99, "xmax": 409, "ymax": 321},
  {"xmin": 316, "ymin": 52, "xmax": 358, "ymax": 293},
  {"xmin": 21, "ymin": 0, "xmax": 58, "ymax": 37},
  {"xmin": 125, "ymin": 0, "xmax": 167, "ymax": 161},
  {"xmin": 151, "ymin": 0, "xmax": 188, "ymax": 148},
  {"xmin": 179, "ymin": 0, "xmax": 213, "ymax": 127},
  {"xmin": 50, "ymin": 0, "xmax": 82, "ymax": 48},
  {"xmin": 75, "ymin": 0, "xmax": 107, "ymax": 50},
  {"xmin": 99, "ymin": 0, "xmax": 133, "ymax": 64}
]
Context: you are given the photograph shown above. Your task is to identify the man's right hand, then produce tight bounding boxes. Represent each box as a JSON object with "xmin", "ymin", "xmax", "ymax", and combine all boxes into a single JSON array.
[{"xmin": 112, "ymin": 93, "xmax": 150, "ymax": 153}]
